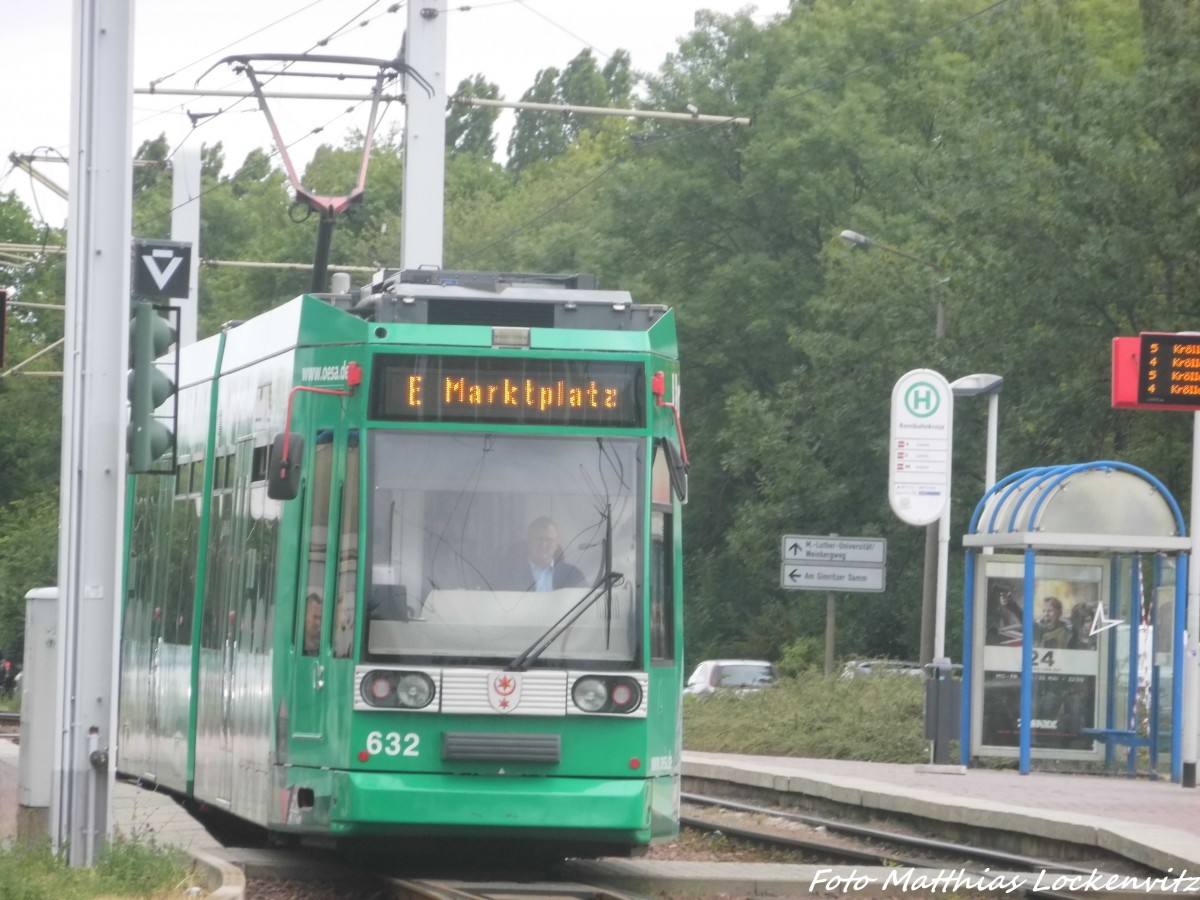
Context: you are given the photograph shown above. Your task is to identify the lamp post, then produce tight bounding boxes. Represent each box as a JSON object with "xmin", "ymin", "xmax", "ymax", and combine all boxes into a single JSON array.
[
  {"xmin": 946, "ymin": 375, "xmax": 1004, "ymax": 660},
  {"xmin": 839, "ymin": 230, "xmax": 947, "ymax": 338},
  {"xmin": 950, "ymin": 374, "xmax": 1004, "ymax": 490},
  {"xmin": 839, "ymin": 229, "xmax": 947, "ymax": 664}
]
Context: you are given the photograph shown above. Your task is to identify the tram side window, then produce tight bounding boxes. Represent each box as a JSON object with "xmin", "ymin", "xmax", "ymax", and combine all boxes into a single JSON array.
[
  {"xmin": 166, "ymin": 485, "xmax": 199, "ymax": 644},
  {"xmin": 649, "ymin": 509, "xmax": 675, "ymax": 662},
  {"xmin": 650, "ymin": 447, "xmax": 676, "ymax": 662},
  {"xmin": 175, "ymin": 460, "xmax": 191, "ymax": 496},
  {"xmin": 332, "ymin": 433, "xmax": 359, "ymax": 659},
  {"xmin": 252, "ymin": 445, "xmax": 268, "ymax": 483},
  {"xmin": 301, "ymin": 435, "xmax": 334, "ymax": 656}
]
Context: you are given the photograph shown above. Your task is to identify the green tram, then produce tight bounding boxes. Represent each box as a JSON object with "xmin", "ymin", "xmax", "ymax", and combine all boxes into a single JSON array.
[{"xmin": 118, "ymin": 270, "xmax": 687, "ymax": 857}]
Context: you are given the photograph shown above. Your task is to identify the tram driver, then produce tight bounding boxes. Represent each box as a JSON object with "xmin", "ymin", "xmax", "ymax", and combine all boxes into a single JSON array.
[{"xmin": 495, "ymin": 517, "xmax": 585, "ymax": 593}]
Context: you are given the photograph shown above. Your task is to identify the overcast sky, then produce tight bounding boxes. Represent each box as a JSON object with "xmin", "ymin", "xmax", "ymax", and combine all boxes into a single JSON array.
[{"xmin": 1, "ymin": 0, "xmax": 790, "ymax": 226}]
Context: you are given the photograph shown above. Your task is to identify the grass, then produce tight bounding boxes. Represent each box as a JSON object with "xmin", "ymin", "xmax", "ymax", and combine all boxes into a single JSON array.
[
  {"xmin": 683, "ymin": 672, "xmax": 929, "ymax": 763},
  {"xmin": 0, "ymin": 840, "xmax": 199, "ymax": 900}
]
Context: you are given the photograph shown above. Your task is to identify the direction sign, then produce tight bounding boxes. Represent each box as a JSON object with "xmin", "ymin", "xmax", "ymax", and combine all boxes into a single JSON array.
[
  {"xmin": 889, "ymin": 369, "xmax": 953, "ymax": 526},
  {"xmin": 780, "ymin": 563, "xmax": 885, "ymax": 593},
  {"xmin": 781, "ymin": 535, "xmax": 885, "ymax": 567},
  {"xmin": 779, "ymin": 534, "xmax": 886, "ymax": 594}
]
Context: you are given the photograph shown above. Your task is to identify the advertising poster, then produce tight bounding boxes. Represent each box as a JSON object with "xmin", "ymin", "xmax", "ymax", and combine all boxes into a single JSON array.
[{"xmin": 976, "ymin": 557, "xmax": 1105, "ymax": 757}]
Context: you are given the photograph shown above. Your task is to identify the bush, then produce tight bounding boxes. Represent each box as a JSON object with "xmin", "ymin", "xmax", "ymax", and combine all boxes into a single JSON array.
[
  {"xmin": 776, "ymin": 636, "xmax": 823, "ymax": 677},
  {"xmin": 684, "ymin": 670, "xmax": 927, "ymax": 763}
]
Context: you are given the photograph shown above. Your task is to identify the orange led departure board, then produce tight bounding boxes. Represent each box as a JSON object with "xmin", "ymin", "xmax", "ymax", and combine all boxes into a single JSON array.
[
  {"xmin": 1137, "ymin": 333, "xmax": 1200, "ymax": 408},
  {"xmin": 371, "ymin": 355, "xmax": 645, "ymax": 426}
]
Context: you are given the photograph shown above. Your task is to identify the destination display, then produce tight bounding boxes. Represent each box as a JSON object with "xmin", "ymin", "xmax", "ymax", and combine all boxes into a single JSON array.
[
  {"xmin": 1137, "ymin": 333, "xmax": 1200, "ymax": 407},
  {"xmin": 371, "ymin": 355, "xmax": 645, "ymax": 426}
]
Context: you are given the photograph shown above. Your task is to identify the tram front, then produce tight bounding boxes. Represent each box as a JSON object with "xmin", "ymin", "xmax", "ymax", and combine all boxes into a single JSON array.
[{"xmin": 336, "ymin": 351, "xmax": 680, "ymax": 855}]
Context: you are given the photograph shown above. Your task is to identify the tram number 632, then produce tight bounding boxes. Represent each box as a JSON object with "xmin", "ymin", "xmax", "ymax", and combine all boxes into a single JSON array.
[{"xmin": 365, "ymin": 731, "xmax": 420, "ymax": 757}]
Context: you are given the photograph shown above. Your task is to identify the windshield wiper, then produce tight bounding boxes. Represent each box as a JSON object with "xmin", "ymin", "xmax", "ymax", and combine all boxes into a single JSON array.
[
  {"xmin": 507, "ymin": 571, "xmax": 624, "ymax": 672},
  {"xmin": 601, "ymin": 503, "xmax": 613, "ymax": 648}
]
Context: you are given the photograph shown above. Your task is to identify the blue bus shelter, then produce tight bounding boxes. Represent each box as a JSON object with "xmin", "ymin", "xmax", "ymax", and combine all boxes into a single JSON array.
[{"xmin": 960, "ymin": 461, "xmax": 1189, "ymax": 780}]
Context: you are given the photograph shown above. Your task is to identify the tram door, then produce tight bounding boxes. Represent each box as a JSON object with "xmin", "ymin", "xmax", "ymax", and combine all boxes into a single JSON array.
[{"xmin": 290, "ymin": 432, "xmax": 335, "ymax": 758}]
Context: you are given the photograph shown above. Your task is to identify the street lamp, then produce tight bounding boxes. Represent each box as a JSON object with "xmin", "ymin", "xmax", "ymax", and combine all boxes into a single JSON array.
[
  {"xmin": 838, "ymin": 230, "xmax": 947, "ymax": 337},
  {"xmin": 950, "ymin": 374, "xmax": 1004, "ymax": 490},
  {"xmin": 839, "ymin": 228, "xmax": 947, "ymax": 663},
  {"xmin": 942, "ymin": 375, "xmax": 1004, "ymax": 660}
]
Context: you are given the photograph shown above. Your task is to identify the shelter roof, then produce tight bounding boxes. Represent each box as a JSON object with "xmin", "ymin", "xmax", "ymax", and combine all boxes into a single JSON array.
[{"xmin": 961, "ymin": 461, "xmax": 1189, "ymax": 553}]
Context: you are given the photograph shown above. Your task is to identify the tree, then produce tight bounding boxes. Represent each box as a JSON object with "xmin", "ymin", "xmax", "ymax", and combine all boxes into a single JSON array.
[
  {"xmin": 0, "ymin": 495, "xmax": 59, "ymax": 661},
  {"xmin": 507, "ymin": 49, "xmax": 635, "ymax": 174},
  {"xmin": 446, "ymin": 75, "xmax": 500, "ymax": 158},
  {"xmin": 0, "ymin": 192, "xmax": 65, "ymax": 661}
]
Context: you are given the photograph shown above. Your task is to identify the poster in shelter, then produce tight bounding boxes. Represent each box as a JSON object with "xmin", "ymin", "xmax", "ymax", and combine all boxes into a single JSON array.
[{"xmin": 976, "ymin": 557, "xmax": 1105, "ymax": 757}]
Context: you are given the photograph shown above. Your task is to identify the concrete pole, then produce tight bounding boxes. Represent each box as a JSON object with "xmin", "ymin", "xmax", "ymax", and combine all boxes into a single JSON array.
[
  {"xmin": 1183, "ymin": 412, "xmax": 1199, "ymax": 787},
  {"xmin": 935, "ymin": 503, "xmax": 950, "ymax": 661},
  {"xmin": 985, "ymin": 392, "xmax": 999, "ymax": 490},
  {"xmin": 55, "ymin": 0, "xmax": 133, "ymax": 864},
  {"xmin": 824, "ymin": 592, "xmax": 836, "ymax": 677},
  {"xmin": 920, "ymin": 526, "xmax": 936, "ymax": 664},
  {"xmin": 170, "ymin": 146, "xmax": 201, "ymax": 345},
  {"xmin": 400, "ymin": 1, "xmax": 447, "ymax": 270}
]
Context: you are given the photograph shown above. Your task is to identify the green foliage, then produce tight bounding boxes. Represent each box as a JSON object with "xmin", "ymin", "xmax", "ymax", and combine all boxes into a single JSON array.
[
  {"xmin": 684, "ymin": 672, "xmax": 927, "ymax": 763},
  {"xmin": 0, "ymin": 192, "xmax": 64, "ymax": 663},
  {"xmin": 507, "ymin": 49, "xmax": 635, "ymax": 174},
  {"xmin": 0, "ymin": 839, "xmax": 193, "ymax": 900},
  {"xmin": 447, "ymin": 75, "xmax": 501, "ymax": 158},
  {"xmin": 778, "ymin": 635, "xmax": 823, "ymax": 676},
  {"xmin": 94, "ymin": 838, "xmax": 191, "ymax": 895},
  {"xmin": 0, "ymin": 495, "xmax": 59, "ymax": 661}
]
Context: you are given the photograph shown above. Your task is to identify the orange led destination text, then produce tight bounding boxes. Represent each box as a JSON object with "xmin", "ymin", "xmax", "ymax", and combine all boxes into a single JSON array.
[{"xmin": 406, "ymin": 375, "xmax": 620, "ymax": 412}]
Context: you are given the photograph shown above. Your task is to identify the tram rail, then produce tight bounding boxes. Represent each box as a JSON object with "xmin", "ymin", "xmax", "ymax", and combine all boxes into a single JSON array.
[
  {"xmin": 386, "ymin": 879, "xmax": 645, "ymax": 900},
  {"xmin": 683, "ymin": 790, "xmax": 1100, "ymax": 871},
  {"xmin": 680, "ymin": 792, "xmax": 1174, "ymax": 900}
]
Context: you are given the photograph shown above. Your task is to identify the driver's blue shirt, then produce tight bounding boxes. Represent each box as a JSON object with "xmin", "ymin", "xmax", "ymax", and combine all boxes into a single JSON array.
[{"xmin": 531, "ymin": 564, "xmax": 554, "ymax": 592}]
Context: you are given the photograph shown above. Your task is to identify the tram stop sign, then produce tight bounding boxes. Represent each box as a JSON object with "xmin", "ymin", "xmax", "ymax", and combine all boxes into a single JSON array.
[{"xmin": 888, "ymin": 369, "xmax": 953, "ymax": 526}]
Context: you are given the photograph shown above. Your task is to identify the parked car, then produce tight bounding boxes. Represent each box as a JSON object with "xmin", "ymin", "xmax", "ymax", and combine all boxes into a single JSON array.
[
  {"xmin": 684, "ymin": 659, "xmax": 779, "ymax": 696},
  {"xmin": 840, "ymin": 659, "xmax": 925, "ymax": 679}
]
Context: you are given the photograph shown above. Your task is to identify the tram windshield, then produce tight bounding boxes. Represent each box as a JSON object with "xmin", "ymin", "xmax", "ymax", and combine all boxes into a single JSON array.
[{"xmin": 365, "ymin": 433, "xmax": 642, "ymax": 668}]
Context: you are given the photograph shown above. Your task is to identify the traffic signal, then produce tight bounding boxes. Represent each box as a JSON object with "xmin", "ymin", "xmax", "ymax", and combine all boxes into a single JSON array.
[{"xmin": 127, "ymin": 300, "xmax": 178, "ymax": 473}]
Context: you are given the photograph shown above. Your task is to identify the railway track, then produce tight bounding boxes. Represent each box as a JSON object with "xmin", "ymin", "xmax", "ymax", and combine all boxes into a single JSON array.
[
  {"xmin": 0, "ymin": 710, "xmax": 19, "ymax": 736},
  {"xmin": 683, "ymin": 790, "xmax": 1092, "ymax": 869},
  {"xmin": 105, "ymin": 774, "xmax": 1181, "ymax": 900},
  {"xmin": 680, "ymin": 792, "xmax": 1171, "ymax": 900},
  {"xmin": 387, "ymin": 879, "xmax": 645, "ymax": 900}
]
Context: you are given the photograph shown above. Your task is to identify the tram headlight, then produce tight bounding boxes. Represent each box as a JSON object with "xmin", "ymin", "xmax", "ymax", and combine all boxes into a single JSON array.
[
  {"xmin": 571, "ymin": 675, "xmax": 642, "ymax": 714},
  {"xmin": 394, "ymin": 672, "xmax": 435, "ymax": 709},
  {"xmin": 572, "ymin": 677, "xmax": 609, "ymax": 713},
  {"xmin": 361, "ymin": 670, "xmax": 436, "ymax": 710}
]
